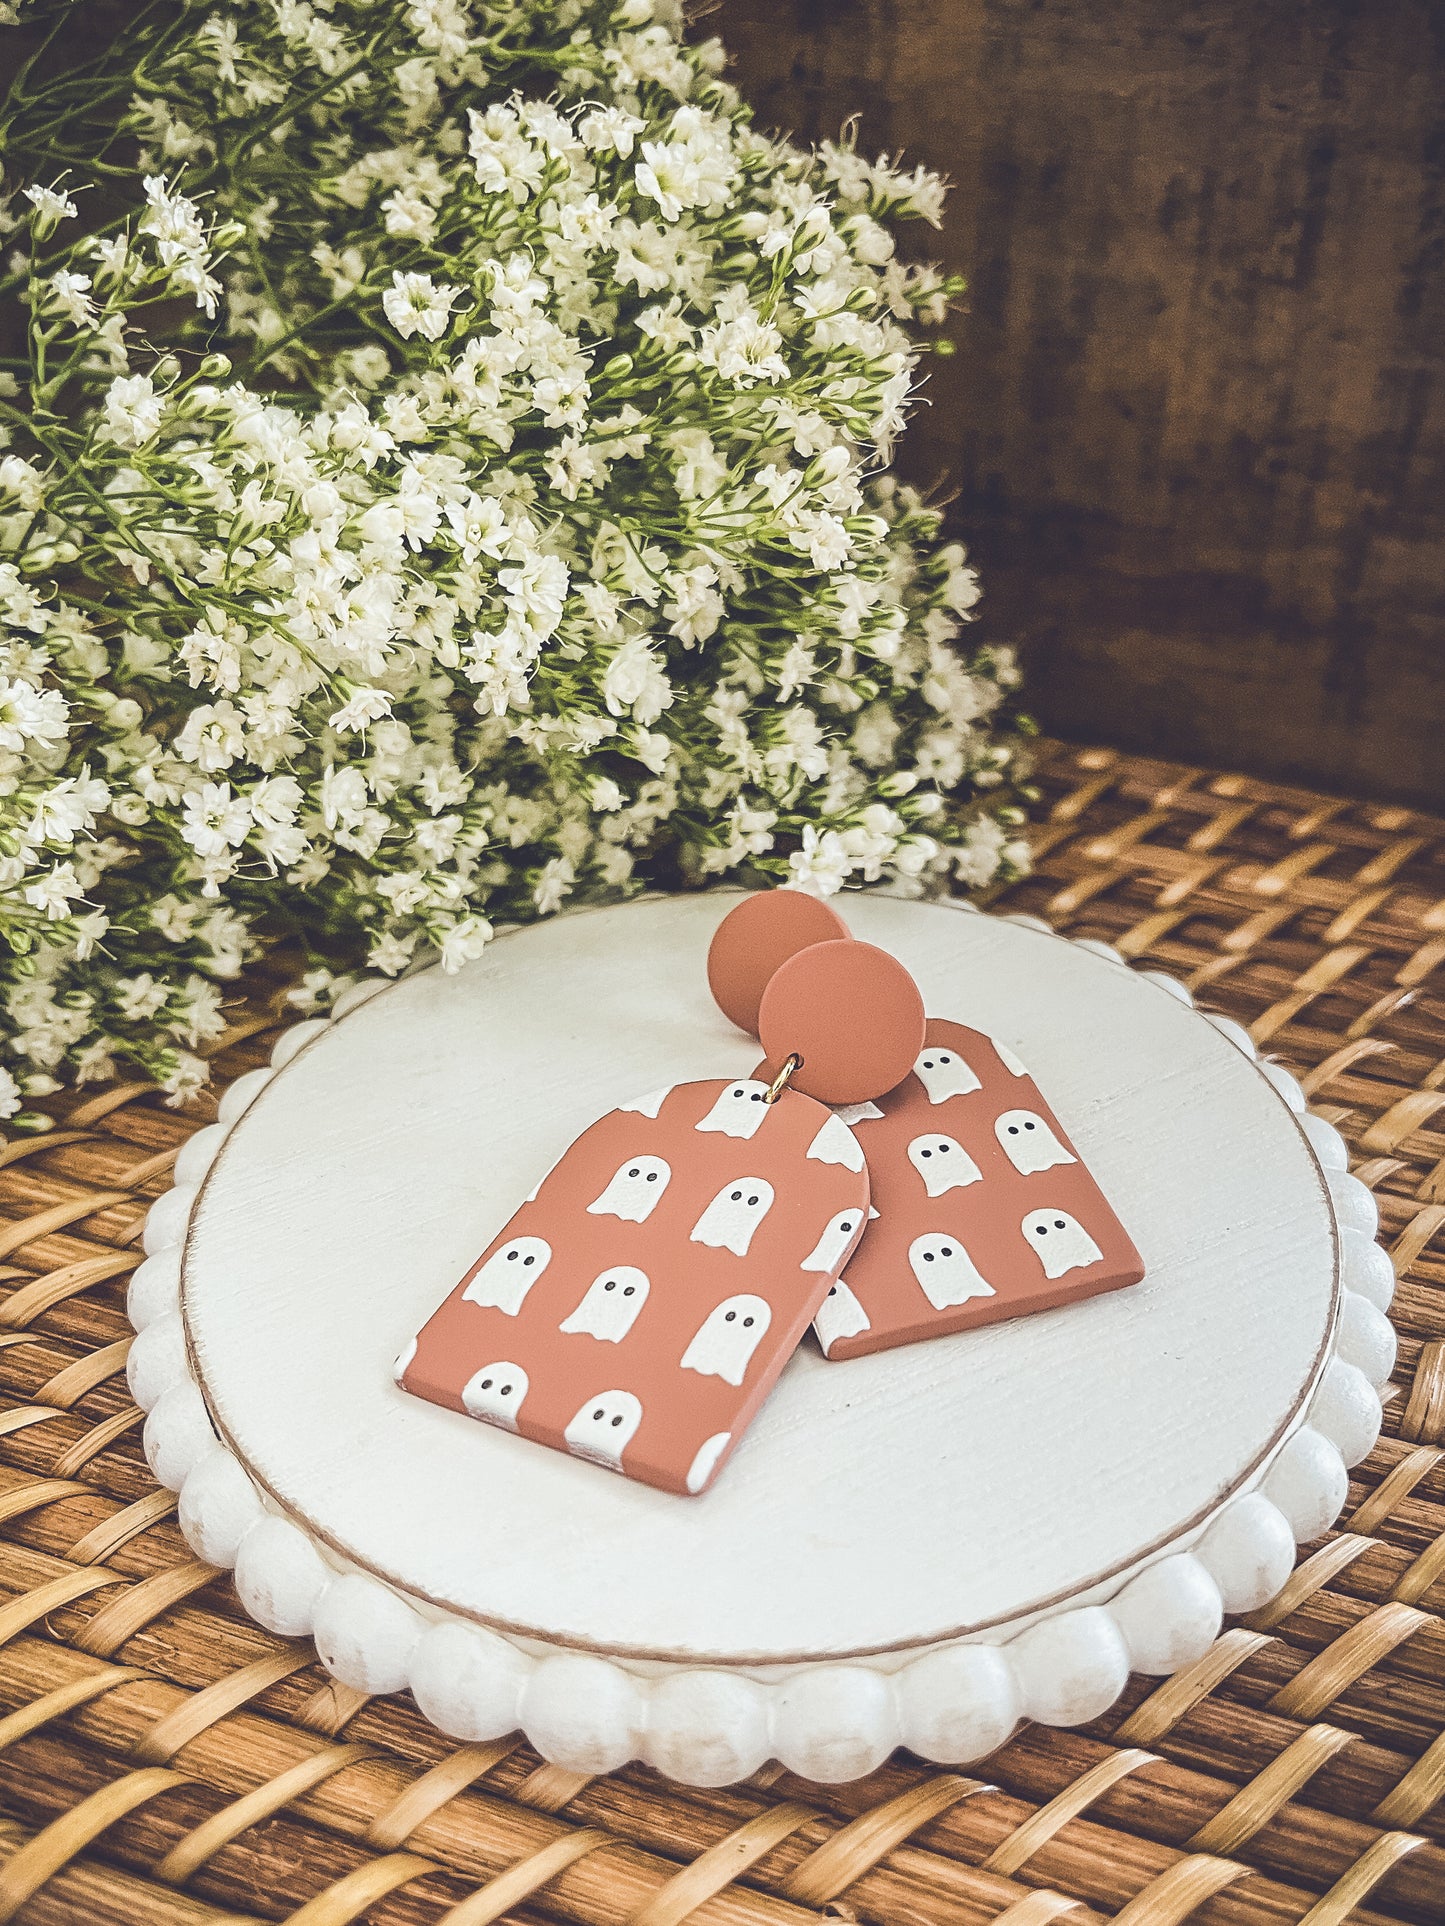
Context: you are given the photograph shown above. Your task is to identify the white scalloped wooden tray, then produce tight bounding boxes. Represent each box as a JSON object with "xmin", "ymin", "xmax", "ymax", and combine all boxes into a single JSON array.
[{"xmin": 127, "ymin": 893, "xmax": 1396, "ymax": 1785}]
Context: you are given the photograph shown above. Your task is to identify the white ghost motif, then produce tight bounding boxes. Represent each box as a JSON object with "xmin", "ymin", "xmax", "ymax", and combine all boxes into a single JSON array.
[
  {"xmin": 559, "ymin": 1265, "xmax": 650, "ymax": 1342},
  {"xmin": 807, "ymin": 1113, "xmax": 864, "ymax": 1171},
  {"xmin": 907, "ymin": 1134, "xmax": 984, "ymax": 1197},
  {"xmin": 913, "ymin": 1046, "xmax": 982, "ymax": 1103},
  {"xmin": 833, "ymin": 1100, "xmax": 884, "ymax": 1127},
  {"xmin": 462, "ymin": 1236, "xmax": 551, "ymax": 1315},
  {"xmin": 586, "ymin": 1155, "xmax": 671, "ymax": 1222},
  {"xmin": 391, "ymin": 1337, "xmax": 417, "ymax": 1383},
  {"xmin": 689, "ymin": 1178, "xmax": 775, "ymax": 1256},
  {"xmin": 695, "ymin": 1081, "xmax": 770, "ymax": 1139},
  {"xmin": 681, "ymin": 1294, "xmax": 773, "ymax": 1385},
  {"xmin": 801, "ymin": 1207, "xmax": 867, "ymax": 1273},
  {"xmin": 462, "ymin": 1361, "xmax": 529, "ymax": 1430},
  {"xmin": 992, "ymin": 1037, "xmax": 1028, "ymax": 1077},
  {"xmin": 620, "ymin": 1087, "xmax": 670, "ymax": 1118},
  {"xmin": 908, "ymin": 1233, "xmax": 997, "ymax": 1310},
  {"xmin": 564, "ymin": 1389, "xmax": 643, "ymax": 1469},
  {"xmin": 686, "ymin": 1431, "xmax": 732, "ymax": 1494},
  {"xmin": 1023, "ymin": 1209, "xmax": 1103, "ymax": 1279},
  {"xmin": 814, "ymin": 1279, "xmax": 871, "ymax": 1356},
  {"xmin": 995, "ymin": 1109, "xmax": 1076, "ymax": 1175}
]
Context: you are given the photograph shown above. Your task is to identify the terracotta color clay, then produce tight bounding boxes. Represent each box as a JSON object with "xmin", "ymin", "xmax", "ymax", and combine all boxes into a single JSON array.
[
  {"xmin": 810, "ymin": 1018, "xmax": 1145, "ymax": 1358},
  {"xmin": 758, "ymin": 939, "xmax": 926, "ymax": 1106},
  {"xmin": 706, "ymin": 890, "xmax": 852, "ymax": 1035},
  {"xmin": 401, "ymin": 1077, "xmax": 868, "ymax": 1495}
]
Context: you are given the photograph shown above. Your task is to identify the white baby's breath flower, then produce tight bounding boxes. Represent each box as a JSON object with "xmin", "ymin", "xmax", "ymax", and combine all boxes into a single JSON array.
[
  {"xmin": 381, "ymin": 270, "xmax": 461, "ymax": 341},
  {"xmin": 601, "ymin": 635, "xmax": 673, "ymax": 726},
  {"xmin": 180, "ymin": 783, "xmax": 252, "ymax": 858},
  {"xmin": 786, "ymin": 828, "xmax": 851, "ymax": 896},
  {"xmin": 0, "ymin": 679, "xmax": 68, "ymax": 751},
  {"xmin": 24, "ymin": 183, "xmax": 79, "ymax": 236},
  {"xmin": 329, "ymin": 687, "xmax": 393, "ymax": 733},
  {"xmin": 101, "ymin": 373, "xmax": 163, "ymax": 449}
]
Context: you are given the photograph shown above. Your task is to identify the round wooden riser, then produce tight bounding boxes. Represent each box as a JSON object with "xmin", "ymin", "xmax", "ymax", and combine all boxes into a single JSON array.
[{"xmin": 128, "ymin": 893, "xmax": 1392, "ymax": 1785}]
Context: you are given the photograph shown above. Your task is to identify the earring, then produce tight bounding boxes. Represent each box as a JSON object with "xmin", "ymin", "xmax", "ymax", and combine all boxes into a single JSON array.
[
  {"xmin": 707, "ymin": 889, "xmax": 1145, "ymax": 1360},
  {"xmin": 396, "ymin": 903, "xmax": 924, "ymax": 1496}
]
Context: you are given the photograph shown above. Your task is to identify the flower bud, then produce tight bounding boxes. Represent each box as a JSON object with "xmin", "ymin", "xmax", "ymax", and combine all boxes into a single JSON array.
[
  {"xmin": 212, "ymin": 221, "xmax": 247, "ymax": 248},
  {"xmin": 198, "ymin": 353, "xmax": 232, "ymax": 378}
]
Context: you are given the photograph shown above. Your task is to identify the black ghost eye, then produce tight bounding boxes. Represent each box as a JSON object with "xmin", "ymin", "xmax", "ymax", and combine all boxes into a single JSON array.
[
  {"xmin": 603, "ymin": 1280, "xmax": 615, "ymax": 1291},
  {"xmin": 592, "ymin": 1408, "xmax": 604, "ymax": 1420},
  {"xmin": 922, "ymin": 1058, "xmax": 934, "ymax": 1069},
  {"xmin": 725, "ymin": 1310, "xmax": 736, "ymax": 1321},
  {"xmin": 943, "ymin": 1246, "xmax": 954, "ymax": 1256},
  {"xmin": 743, "ymin": 1316, "xmax": 754, "ymax": 1327},
  {"xmin": 923, "ymin": 1251, "xmax": 935, "ymax": 1262},
  {"xmin": 1025, "ymin": 1120, "xmax": 1036, "ymax": 1131},
  {"xmin": 611, "ymin": 1414, "xmax": 623, "ymax": 1427},
  {"xmin": 940, "ymin": 1143, "xmax": 950, "ymax": 1152},
  {"xmin": 921, "ymin": 1147, "xmax": 932, "ymax": 1157},
  {"xmin": 1055, "ymin": 1218, "xmax": 1067, "ymax": 1229},
  {"xmin": 501, "ymin": 1383, "xmax": 512, "ymax": 1395},
  {"xmin": 730, "ymin": 1189, "xmax": 742, "ymax": 1200},
  {"xmin": 1037, "ymin": 1225, "xmax": 1048, "ymax": 1235},
  {"xmin": 623, "ymin": 1285, "xmax": 635, "ymax": 1296},
  {"xmin": 751, "ymin": 1091, "xmax": 763, "ymax": 1101},
  {"xmin": 940, "ymin": 1054, "xmax": 952, "ymax": 1063},
  {"xmin": 627, "ymin": 1167, "xmax": 638, "ymax": 1177},
  {"xmin": 1007, "ymin": 1125, "xmax": 1019, "ymax": 1135},
  {"xmin": 747, "ymin": 1194, "xmax": 759, "ymax": 1206},
  {"xmin": 647, "ymin": 1170, "xmax": 658, "ymax": 1180},
  {"xmin": 480, "ymin": 1378, "xmax": 493, "ymax": 1389},
  {"xmin": 506, "ymin": 1250, "xmax": 518, "ymax": 1260},
  {"xmin": 523, "ymin": 1255, "xmax": 535, "ymax": 1265}
]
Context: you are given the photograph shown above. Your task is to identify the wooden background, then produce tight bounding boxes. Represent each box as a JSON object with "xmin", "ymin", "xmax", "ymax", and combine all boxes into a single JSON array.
[{"xmin": 716, "ymin": 0, "xmax": 1445, "ymax": 806}]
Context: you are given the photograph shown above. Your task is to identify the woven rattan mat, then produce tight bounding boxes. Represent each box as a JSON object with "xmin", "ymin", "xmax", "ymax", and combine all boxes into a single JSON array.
[{"xmin": 0, "ymin": 738, "xmax": 1441, "ymax": 1926}]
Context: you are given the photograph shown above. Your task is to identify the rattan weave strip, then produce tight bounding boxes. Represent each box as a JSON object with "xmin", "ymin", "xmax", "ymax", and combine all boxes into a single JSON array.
[{"xmin": 0, "ymin": 739, "xmax": 1441, "ymax": 1924}]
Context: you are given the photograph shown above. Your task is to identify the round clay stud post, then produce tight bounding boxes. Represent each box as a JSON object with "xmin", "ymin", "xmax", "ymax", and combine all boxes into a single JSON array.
[
  {"xmin": 707, "ymin": 890, "xmax": 853, "ymax": 1035},
  {"xmin": 758, "ymin": 939, "xmax": 926, "ymax": 1106}
]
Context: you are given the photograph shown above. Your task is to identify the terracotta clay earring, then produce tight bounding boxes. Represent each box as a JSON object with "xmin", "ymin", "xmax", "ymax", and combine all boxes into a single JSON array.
[
  {"xmin": 708, "ymin": 889, "xmax": 1145, "ymax": 1361},
  {"xmin": 396, "ymin": 904, "xmax": 923, "ymax": 1497}
]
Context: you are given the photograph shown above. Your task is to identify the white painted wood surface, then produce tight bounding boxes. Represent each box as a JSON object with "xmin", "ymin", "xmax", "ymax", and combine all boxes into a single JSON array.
[{"xmin": 178, "ymin": 893, "xmax": 1339, "ymax": 1669}]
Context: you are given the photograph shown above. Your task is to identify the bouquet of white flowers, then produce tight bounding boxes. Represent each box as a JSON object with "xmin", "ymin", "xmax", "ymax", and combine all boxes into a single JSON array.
[{"xmin": 0, "ymin": 0, "xmax": 1030, "ymax": 1124}]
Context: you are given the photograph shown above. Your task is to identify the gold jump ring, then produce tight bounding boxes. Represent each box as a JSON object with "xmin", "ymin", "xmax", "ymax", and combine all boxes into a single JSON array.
[{"xmin": 764, "ymin": 1052, "xmax": 803, "ymax": 1105}]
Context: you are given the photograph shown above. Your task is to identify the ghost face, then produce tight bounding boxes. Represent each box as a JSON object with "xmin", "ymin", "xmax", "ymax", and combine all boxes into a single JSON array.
[
  {"xmin": 908, "ymin": 1233, "xmax": 996, "ymax": 1310},
  {"xmin": 686, "ymin": 1431, "xmax": 732, "ymax": 1494},
  {"xmin": 907, "ymin": 1134, "xmax": 983, "ymax": 1198},
  {"xmin": 814, "ymin": 1278, "xmax": 871, "ymax": 1356},
  {"xmin": 695, "ymin": 1080, "xmax": 771, "ymax": 1139},
  {"xmin": 462, "ymin": 1361, "xmax": 529, "ymax": 1430},
  {"xmin": 559, "ymin": 1265, "xmax": 650, "ymax": 1342},
  {"xmin": 1023, "ymin": 1209, "xmax": 1103, "ymax": 1280},
  {"xmin": 801, "ymin": 1207, "xmax": 868, "ymax": 1274},
  {"xmin": 587, "ymin": 1155, "xmax": 671, "ymax": 1222},
  {"xmin": 913, "ymin": 1047, "xmax": 982, "ymax": 1103},
  {"xmin": 391, "ymin": 1337, "xmax": 417, "ymax": 1383},
  {"xmin": 462, "ymin": 1236, "xmax": 551, "ymax": 1315},
  {"xmin": 689, "ymin": 1178, "xmax": 775, "ymax": 1257},
  {"xmin": 807, "ymin": 1113, "xmax": 864, "ymax": 1171},
  {"xmin": 564, "ymin": 1389, "xmax": 644, "ymax": 1469},
  {"xmin": 995, "ymin": 1109, "xmax": 1076, "ymax": 1175},
  {"xmin": 681, "ymin": 1294, "xmax": 773, "ymax": 1386}
]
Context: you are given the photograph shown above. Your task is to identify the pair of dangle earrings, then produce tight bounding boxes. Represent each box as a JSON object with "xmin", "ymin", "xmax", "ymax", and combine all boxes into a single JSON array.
[{"xmin": 398, "ymin": 890, "xmax": 1141, "ymax": 1496}]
